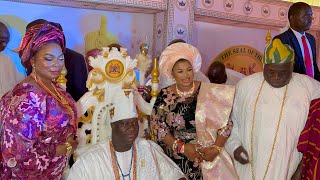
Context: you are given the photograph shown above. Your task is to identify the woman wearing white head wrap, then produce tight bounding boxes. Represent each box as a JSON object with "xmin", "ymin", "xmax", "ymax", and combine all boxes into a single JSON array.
[
  {"xmin": 150, "ymin": 43, "xmax": 238, "ymax": 179},
  {"xmin": 158, "ymin": 43, "xmax": 209, "ymax": 89}
]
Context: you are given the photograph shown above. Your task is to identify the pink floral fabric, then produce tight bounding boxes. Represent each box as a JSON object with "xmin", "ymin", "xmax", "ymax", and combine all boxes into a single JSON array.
[
  {"xmin": 0, "ymin": 82, "xmax": 77, "ymax": 179},
  {"xmin": 151, "ymin": 83, "xmax": 234, "ymax": 180}
]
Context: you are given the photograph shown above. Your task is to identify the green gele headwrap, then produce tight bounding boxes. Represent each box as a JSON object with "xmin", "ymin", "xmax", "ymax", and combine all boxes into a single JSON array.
[{"xmin": 263, "ymin": 39, "xmax": 294, "ymax": 64}]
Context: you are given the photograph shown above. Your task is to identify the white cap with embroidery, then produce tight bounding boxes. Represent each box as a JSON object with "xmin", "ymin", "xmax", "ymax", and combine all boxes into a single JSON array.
[{"xmin": 109, "ymin": 90, "xmax": 138, "ymax": 123}]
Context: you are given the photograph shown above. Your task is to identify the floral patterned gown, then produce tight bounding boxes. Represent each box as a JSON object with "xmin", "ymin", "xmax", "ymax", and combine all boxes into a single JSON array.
[
  {"xmin": 151, "ymin": 85, "xmax": 203, "ymax": 180},
  {"xmin": 0, "ymin": 83, "xmax": 77, "ymax": 180}
]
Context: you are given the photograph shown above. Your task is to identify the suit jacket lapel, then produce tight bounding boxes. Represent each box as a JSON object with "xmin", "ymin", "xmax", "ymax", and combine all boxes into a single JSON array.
[{"xmin": 288, "ymin": 29, "xmax": 304, "ymax": 61}]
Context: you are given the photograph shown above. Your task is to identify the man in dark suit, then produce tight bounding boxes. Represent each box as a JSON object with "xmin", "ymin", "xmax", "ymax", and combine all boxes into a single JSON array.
[
  {"xmin": 274, "ymin": 2, "xmax": 320, "ymax": 81},
  {"xmin": 63, "ymin": 48, "xmax": 88, "ymax": 101},
  {"xmin": 26, "ymin": 19, "xmax": 88, "ymax": 101}
]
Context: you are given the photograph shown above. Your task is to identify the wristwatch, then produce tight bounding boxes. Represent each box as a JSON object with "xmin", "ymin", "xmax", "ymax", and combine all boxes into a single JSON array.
[{"xmin": 64, "ymin": 142, "xmax": 73, "ymax": 156}]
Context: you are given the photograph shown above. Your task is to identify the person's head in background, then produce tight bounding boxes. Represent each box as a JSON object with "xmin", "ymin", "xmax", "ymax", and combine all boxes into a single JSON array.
[
  {"xmin": 288, "ymin": 2, "xmax": 313, "ymax": 33},
  {"xmin": 0, "ymin": 22, "xmax": 10, "ymax": 52},
  {"xmin": 168, "ymin": 39, "xmax": 186, "ymax": 46},
  {"xmin": 107, "ymin": 43, "xmax": 121, "ymax": 51},
  {"xmin": 85, "ymin": 43, "xmax": 122, "ymax": 72},
  {"xmin": 207, "ymin": 61, "xmax": 227, "ymax": 84},
  {"xmin": 26, "ymin": 19, "xmax": 47, "ymax": 31}
]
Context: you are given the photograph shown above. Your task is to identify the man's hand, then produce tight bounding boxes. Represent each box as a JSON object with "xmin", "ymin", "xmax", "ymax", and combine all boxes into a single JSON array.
[
  {"xmin": 291, "ymin": 161, "xmax": 302, "ymax": 180},
  {"xmin": 234, "ymin": 146, "xmax": 249, "ymax": 164}
]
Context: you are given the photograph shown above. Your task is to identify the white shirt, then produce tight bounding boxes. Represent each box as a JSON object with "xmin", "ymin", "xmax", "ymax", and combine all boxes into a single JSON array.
[
  {"xmin": 0, "ymin": 52, "xmax": 25, "ymax": 98},
  {"xmin": 290, "ymin": 27, "xmax": 314, "ymax": 75},
  {"xmin": 115, "ymin": 147, "xmax": 134, "ymax": 180}
]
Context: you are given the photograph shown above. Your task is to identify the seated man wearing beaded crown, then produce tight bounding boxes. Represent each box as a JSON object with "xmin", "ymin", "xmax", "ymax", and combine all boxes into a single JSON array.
[
  {"xmin": 67, "ymin": 91, "xmax": 185, "ymax": 180},
  {"xmin": 225, "ymin": 39, "xmax": 320, "ymax": 180}
]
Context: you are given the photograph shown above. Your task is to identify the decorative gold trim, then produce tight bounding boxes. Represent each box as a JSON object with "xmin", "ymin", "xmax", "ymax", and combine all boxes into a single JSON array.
[
  {"xmin": 86, "ymin": 134, "xmax": 92, "ymax": 144},
  {"xmin": 103, "ymin": 52, "xmax": 109, "ymax": 58},
  {"xmin": 89, "ymin": 68, "xmax": 134, "ymax": 84},
  {"xmin": 109, "ymin": 107, "xmax": 115, "ymax": 119},
  {"xmin": 137, "ymin": 109, "xmax": 147, "ymax": 119},
  {"xmin": 79, "ymin": 106, "xmax": 95, "ymax": 123},
  {"xmin": 93, "ymin": 89, "xmax": 105, "ymax": 102},
  {"xmin": 123, "ymin": 77, "xmax": 136, "ymax": 89},
  {"xmin": 123, "ymin": 90, "xmax": 132, "ymax": 98}
]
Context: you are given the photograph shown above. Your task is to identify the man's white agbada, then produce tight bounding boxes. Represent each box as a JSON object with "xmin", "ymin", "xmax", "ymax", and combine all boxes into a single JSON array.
[{"xmin": 68, "ymin": 89, "xmax": 185, "ymax": 180}]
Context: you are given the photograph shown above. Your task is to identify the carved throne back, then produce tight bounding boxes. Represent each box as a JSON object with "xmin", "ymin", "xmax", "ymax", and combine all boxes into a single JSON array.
[{"xmin": 76, "ymin": 47, "xmax": 137, "ymax": 154}]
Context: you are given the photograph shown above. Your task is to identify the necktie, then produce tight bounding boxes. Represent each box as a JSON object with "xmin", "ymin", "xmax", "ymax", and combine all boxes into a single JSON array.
[{"xmin": 301, "ymin": 35, "xmax": 313, "ymax": 77}]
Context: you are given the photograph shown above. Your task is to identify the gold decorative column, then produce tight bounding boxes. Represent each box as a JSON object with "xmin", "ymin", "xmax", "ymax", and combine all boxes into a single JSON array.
[
  {"xmin": 149, "ymin": 57, "xmax": 159, "ymax": 141},
  {"xmin": 56, "ymin": 66, "xmax": 67, "ymax": 90},
  {"xmin": 265, "ymin": 30, "xmax": 272, "ymax": 45},
  {"xmin": 151, "ymin": 58, "xmax": 159, "ymax": 97}
]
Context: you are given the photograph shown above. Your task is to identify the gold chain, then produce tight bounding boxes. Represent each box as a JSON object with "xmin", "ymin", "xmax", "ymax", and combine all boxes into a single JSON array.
[
  {"xmin": 250, "ymin": 80, "xmax": 288, "ymax": 180},
  {"xmin": 176, "ymin": 81, "xmax": 195, "ymax": 98}
]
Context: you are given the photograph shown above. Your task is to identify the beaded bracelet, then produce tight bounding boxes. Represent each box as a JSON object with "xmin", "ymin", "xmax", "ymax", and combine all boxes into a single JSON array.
[
  {"xmin": 176, "ymin": 141, "xmax": 185, "ymax": 153},
  {"xmin": 172, "ymin": 139, "xmax": 185, "ymax": 154},
  {"xmin": 172, "ymin": 139, "xmax": 178, "ymax": 151},
  {"xmin": 180, "ymin": 144, "xmax": 185, "ymax": 154}
]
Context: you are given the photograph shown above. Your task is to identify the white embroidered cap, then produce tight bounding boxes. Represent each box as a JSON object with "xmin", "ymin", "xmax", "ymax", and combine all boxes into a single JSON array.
[{"xmin": 109, "ymin": 90, "xmax": 138, "ymax": 123}]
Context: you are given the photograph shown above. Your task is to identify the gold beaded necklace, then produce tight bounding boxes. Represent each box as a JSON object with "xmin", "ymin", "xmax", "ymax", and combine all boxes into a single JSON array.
[
  {"xmin": 30, "ymin": 73, "xmax": 76, "ymax": 127},
  {"xmin": 250, "ymin": 80, "xmax": 288, "ymax": 180},
  {"xmin": 176, "ymin": 81, "xmax": 195, "ymax": 98}
]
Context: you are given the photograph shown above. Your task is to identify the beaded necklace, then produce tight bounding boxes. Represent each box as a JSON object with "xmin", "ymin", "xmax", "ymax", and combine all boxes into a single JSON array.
[
  {"xmin": 176, "ymin": 81, "xmax": 195, "ymax": 98},
  {"xmin": 30, "ymin": 73, "xmax": 76, "ymax": 128},
  {"xmin": 110, "ymin": 140, "xmax": 137, "ymax": 180}
]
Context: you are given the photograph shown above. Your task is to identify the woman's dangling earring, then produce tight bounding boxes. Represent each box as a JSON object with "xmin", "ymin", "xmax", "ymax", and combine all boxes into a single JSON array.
[
  {"xmin": 172, "ymin": 78, "xmax": 176, "ymax": 83},
  {"xmin": 32, "ymin": 65, "xmax": 37, "ymax": 81}
]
